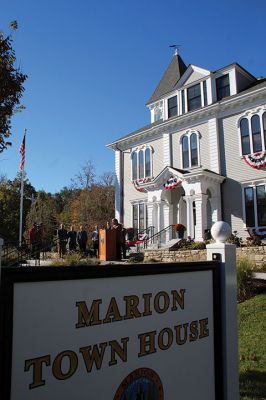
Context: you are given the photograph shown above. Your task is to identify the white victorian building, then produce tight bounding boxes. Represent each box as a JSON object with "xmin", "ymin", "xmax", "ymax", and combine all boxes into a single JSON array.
[{"xmin": 107, "ymin": 50, "xmax": 266, "ymax": 241}]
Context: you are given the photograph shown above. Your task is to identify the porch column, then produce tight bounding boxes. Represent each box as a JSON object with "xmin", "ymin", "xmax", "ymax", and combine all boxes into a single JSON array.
[
  {"xmin": 194, "ymin": 194, "xmax": 208, "ymax": 241},
  {"xmin": 163, "ymin": 202, "xmax": 173, "ymax": 241},
  {"xmin": 147, "ymin": 203, "xmax": 154, "ymax": 230},
  {"xmin": 157, "ymin": 202, "xmax": 163, "ymax": 233},
  {"xmin": 184, "ymin": 196, "xmax": 194, "ymax": 238}
]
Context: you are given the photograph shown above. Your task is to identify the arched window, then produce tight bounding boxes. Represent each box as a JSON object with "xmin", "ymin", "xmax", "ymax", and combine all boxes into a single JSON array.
[
  {"xmin": 139, "ymin": 150, "xmax": 144, "ymax": 179},
  {"xmin": 145, "ymin": 148, "xmax": 151, "ymax": 177},
  {"xmin": 263, "ymin": 112, "xmax": 266, "ymax": 148},
  {"xmin": 181, "ymin": 131, "xmax": 200, "ymax": 169},
  {"xmin": 182, "ymin": 136, "xmax": 189, "ymax": 168},
  {"xmin": 190, "ymin": 133, "xmax": 198, "ymax": 166},
  {"xmin": 239, "ymin": 111, "xmax": 266, "ymax": 156},
  {"xmin": 131, "ymin": 146, "xmax": 153, "ymax": 181},
  {"xmin": 240, "ymin": 118, "xmax": 250, "ymax": 155},
  {"xmin": 132, "ymin": 152, "xmax": 138, "ymax": 180},
  {"xmin": 251, "ymin": 115, "xmax": 262, "ymax": 153}
]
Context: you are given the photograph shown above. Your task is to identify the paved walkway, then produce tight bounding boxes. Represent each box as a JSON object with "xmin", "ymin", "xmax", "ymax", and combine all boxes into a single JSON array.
[{"xmin": 254, "ymin": 272, "xmax": 266, "ymax": 281}]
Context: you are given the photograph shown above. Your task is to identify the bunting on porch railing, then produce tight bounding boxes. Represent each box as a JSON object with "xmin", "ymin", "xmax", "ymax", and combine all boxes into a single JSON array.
[
  {"xmin": 163, "ymin": 176, "xmax": 182, "ymax": 190},
  {"xmin": 242, "ymin": 151, "xmax": 266, "ymax": 169}
]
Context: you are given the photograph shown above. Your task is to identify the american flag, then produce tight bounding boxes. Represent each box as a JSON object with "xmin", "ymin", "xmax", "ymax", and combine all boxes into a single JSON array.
[{"xmin": 19, "ymin": 133, "xmax": 26, "ymax": 171}]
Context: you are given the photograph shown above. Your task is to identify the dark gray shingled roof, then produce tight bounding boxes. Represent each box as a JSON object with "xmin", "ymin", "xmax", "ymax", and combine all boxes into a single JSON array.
[{"xmin": 147, "ymin": 54, "xmax": 187, "ymax": 105}]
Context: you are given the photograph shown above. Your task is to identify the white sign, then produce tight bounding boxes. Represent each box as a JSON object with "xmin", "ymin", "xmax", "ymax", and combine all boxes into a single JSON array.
[
  {"xmin": 0, "ymin": 262, "xmax": 222, "ymax": 400},
  {"xmin": 4, "ymin": 265, "xmax": 221, "ymax": 399}
]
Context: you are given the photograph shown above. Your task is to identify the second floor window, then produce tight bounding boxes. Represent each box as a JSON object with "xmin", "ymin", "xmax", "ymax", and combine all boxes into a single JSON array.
[
  {"xmin": 181, "ymin": 132, "xmax": 199, "ymax": 168},
  {"xmin": 239, "ymin": 111, "xmax": 266, "ymax": 155},
  {"xmin": 131, "ymin": 147, "xmax": 152, "ymax": 180}
]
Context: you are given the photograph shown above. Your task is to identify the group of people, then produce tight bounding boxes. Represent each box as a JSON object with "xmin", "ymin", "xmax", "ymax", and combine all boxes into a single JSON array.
[
  {"xmin": 28, "ymin": 219, "xmax": 126, "ymax": 260},
  {"xmin": 57, "ymin": 218, "xmax": 126, "ymax": 259},
  {"xmin": 57, "ymin": 224, "xmax": 99, "ymax": 258}
]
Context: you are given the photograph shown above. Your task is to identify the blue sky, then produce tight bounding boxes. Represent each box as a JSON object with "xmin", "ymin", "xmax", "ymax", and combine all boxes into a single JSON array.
[{"xmin": 1, "ymin": 0, "xmax": 266, "ymax": 193}]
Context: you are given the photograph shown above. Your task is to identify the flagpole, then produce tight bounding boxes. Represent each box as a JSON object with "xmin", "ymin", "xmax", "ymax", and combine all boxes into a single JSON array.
[{"xmin": 19, "ymin": 129, "xmax": 27, "ymax": 247}]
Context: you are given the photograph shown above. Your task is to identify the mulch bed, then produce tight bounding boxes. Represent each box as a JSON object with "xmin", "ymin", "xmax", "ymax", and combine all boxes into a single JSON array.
[{"xmin": 237, "ymin": 278, "xmax": 266, "ymax": 303}]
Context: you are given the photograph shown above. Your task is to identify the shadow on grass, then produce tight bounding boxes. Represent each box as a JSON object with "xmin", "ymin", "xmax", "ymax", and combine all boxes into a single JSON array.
[{"xmin": 239, "ymin": 370, "xmax": 266, "ymax": 399}]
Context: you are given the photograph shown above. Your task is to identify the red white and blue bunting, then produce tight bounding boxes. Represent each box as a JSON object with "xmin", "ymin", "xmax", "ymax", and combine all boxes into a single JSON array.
[
  {"xmin": 133, "ymin": 180, "xmax": 148, "ymax": 193},
  {"xmin": 242, "ymin": 151, "xmax": 266, "ymax": 169},
  {"xmin": 163, "ymin": 176, "xmax": 182, "ymax": 190},
  {"xmin": 133, "ymin": 176, "xmax": 182, "ymax": 192}
]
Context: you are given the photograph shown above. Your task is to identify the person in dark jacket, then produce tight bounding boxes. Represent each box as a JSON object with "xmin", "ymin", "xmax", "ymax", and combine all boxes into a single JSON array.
[
  {"xmin": 68, "ymin": 225, "xmax": 77, "ymax": 252},
  {"xmin": 57, "ymin": 223, "xmax": 68, "ymax": 258},
  {"xmin": 111, "ymin": 218, "xmax": 124, "ymax": 260},
  {"xmin": 77, "ymin": 225, "xmax": 88, "ymax": 254}
]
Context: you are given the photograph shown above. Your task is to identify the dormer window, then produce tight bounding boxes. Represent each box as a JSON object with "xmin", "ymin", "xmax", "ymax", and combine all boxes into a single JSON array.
[
  {"xmin": 168, "ymin": 96, "xmax": 177, "ymax": 118},
  {"xmin": 187, "ymin": 84, "xmax": 201, "ymax": 111},
  {"xmin": 131, "ymin": 146, "xmax": 153, "ymax": 181},
  {"xmin": 216, "ymin": 74, "xmax": 230, "ymax": 100}
]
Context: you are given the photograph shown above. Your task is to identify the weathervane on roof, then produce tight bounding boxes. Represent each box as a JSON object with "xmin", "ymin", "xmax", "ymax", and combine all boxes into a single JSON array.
[{"xmin": 169, "ymin": 44, "xmax": 181, "ymax": 56}]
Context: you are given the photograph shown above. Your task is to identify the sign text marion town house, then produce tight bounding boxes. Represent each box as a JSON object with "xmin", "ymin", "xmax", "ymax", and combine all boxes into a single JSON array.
[
  {"xmin": 0, "ymin": 262, "xmax": 224, "ymax": 400},
  {"xmin": 25, "ymin": 288, "xmax": 210, "ymax": 389}
]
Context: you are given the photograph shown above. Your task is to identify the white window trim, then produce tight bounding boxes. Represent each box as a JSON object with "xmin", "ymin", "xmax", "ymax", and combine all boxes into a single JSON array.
[
  {"xmin": 179, "ymin": 130, "xmax": 201, "ymax": 169},
  {"xmin": 166, "ymin": 93, "xmax": 178, "ymax": 119},
  {"xmin": 148, "ymin": 100, "xmax": 164, "ymax": 123},
  {"xmin": 212, "ymin": 70, "xmax": 233, "ymax": 102},
  {"xmin": 131, "ymin": 145, "xmax": 154, "ymax": 181},
  {"xmin": 242, "ymin": 181, "xmax": 266, "ymax": 228},
  {"xmin": 237, "ymin": 106, "xmax": 266, "ymax": 156},
  {"xmin": 131, "ymin": 201, "xmax": 148, "ymax": 231},
  {"xmin": 179, "ymin": 81, "xmax": 208, "ymax": 115}
]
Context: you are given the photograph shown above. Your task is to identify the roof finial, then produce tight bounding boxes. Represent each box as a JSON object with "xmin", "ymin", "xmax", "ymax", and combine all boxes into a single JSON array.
[{"xmin": 169, "ymin": 44, "xmax": 181, "ymax": 56}]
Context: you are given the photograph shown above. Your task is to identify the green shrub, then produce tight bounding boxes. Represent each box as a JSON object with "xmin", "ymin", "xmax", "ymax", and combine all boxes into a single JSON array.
[
  {"xmin": 50, "ymin": 253, "xmax": 99, "ymax": 267},
  {"xmin": 237, "ymin": 258, "xmax": 254, "ymax": 298},
  {"xmin": 190, "ymin": 241, "xmax": 206, "ymax": 250}
]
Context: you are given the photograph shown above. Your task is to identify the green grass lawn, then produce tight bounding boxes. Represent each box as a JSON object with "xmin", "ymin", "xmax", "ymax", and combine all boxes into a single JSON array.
[{"xmin": 238, "ymin": 293, "xmax": 266, "ymax": 399}]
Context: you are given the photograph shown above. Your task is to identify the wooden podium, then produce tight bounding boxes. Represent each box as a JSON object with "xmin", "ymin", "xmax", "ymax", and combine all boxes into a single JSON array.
[{"xmin": 99, "ymin": 229, "xmax": 117, "ymax": 261}]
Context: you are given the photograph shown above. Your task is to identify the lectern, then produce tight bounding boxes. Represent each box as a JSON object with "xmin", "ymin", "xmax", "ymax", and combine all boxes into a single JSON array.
[{"xmin": 99, "ymin": 229, "xmax": 117, "ymax": 261}]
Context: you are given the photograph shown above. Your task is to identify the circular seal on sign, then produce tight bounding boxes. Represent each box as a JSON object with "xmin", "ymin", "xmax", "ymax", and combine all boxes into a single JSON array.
[{"xmin": 113, "ymin": 367, "xmax": 164, "ymax": 400}]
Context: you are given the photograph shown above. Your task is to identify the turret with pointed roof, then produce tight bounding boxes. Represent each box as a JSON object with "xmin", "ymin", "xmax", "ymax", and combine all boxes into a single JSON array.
[{"xmin": 147, "ymin": 51, "xmax": 187, "ymax": 105}]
